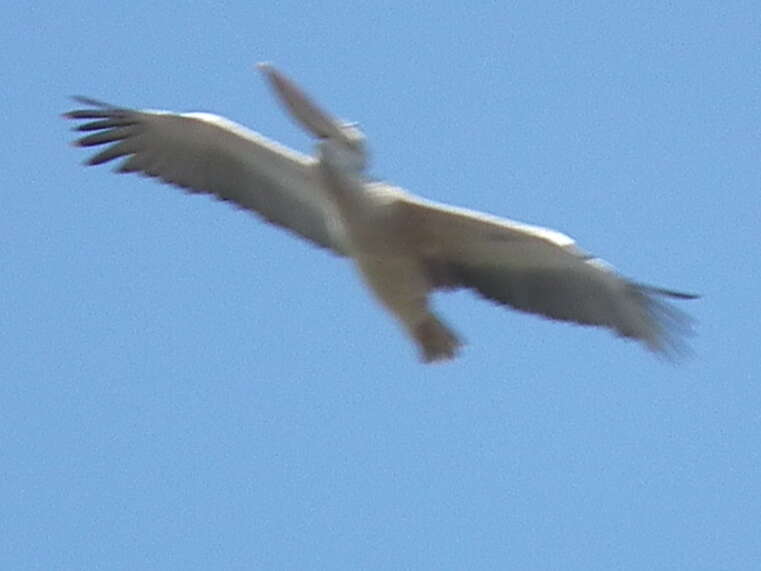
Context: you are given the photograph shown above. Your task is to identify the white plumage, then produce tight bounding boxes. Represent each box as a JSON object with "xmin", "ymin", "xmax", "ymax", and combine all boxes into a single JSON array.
[{"xmin": 65, "ymin": 63, "xmax": 697, "ymax": 362}]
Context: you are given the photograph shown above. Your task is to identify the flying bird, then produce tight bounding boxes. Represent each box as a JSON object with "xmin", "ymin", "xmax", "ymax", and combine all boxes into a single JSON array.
[{"xmin": 65, "ymin": 63, "xmax": 697, "ymax": 362}]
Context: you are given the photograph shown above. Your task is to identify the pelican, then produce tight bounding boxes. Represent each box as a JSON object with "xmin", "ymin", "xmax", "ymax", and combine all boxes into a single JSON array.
[{"xmin": 65, "ymin": 63, "xmax": 697, "ymax": 362}]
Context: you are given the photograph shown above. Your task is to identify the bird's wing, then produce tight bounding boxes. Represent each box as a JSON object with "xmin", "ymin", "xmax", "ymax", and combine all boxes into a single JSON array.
[
  {"xmin": 65, "ymin": 98, "xmax": 347, "ymax": 254},
  {"xmin": 392, "ymin": 191, "xmax": 697, "ymax": 355}
]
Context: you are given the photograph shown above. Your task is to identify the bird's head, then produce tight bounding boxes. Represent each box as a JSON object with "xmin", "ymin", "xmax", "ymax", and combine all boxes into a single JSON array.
[{"xmin": 318, "ymin": 122, "xmax": 367, "ymax": 174}]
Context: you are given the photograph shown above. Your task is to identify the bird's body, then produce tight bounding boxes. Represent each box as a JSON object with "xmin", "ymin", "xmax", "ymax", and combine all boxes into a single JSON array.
[{"xmin": 65, "ymin": 64, "xmax": 697, "ymax": 362}]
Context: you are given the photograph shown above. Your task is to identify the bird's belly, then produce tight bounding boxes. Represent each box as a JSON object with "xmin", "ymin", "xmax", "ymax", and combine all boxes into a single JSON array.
[
  {"xmin": 339, "ymin": 197, "xmax": 409, "ymax": 256},
  {"xmin": 352, "ymin": 253, "xmax": 431, "ymax": 322}
]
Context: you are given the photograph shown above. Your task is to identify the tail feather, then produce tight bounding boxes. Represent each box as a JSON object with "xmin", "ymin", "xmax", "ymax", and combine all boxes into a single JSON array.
[{"xmin": 412, "ymin": 316, "xmax": 462, "ymax": 363}]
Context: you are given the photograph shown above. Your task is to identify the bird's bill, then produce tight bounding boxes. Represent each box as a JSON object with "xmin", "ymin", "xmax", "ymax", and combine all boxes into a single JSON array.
[{"xmin": 257, "ymin": 62, "xmax": 352, "ymax": 144}]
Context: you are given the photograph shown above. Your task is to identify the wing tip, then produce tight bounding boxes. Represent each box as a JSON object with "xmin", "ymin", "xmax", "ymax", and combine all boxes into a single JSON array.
[
  {"xmin": 626, "ymin": 282, "xmax": 699, "ymax": 361},
  {"xmin": 63, "ymin": 96, "xmax": 123, "ymax": 122},
  {"xmin": 638, "ymin": 283, "xmax": 701, "ymax": 300},
  {"xmin": 69, "ymin": 95, "xmax": 113, "ymax": 107}
]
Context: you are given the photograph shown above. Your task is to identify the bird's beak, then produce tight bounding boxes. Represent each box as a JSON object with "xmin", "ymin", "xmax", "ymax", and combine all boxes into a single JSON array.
[{"xmin": 257, "ymin": 62, "xmax": 354, "ymax": 144}]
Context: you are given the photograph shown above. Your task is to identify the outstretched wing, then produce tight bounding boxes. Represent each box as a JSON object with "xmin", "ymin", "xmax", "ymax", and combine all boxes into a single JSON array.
[
  {"xmin": 65, "ymin": 98, "xmax": 347, "ymax": 254},
  {"xmin": 394, "ymin": 192, "xmax": 698, "ymax": 355}
]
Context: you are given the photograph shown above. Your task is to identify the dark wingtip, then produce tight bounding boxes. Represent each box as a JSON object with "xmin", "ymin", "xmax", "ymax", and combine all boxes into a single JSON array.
[
  {"xmin": 70, "ymin": 95, "xmax": 113, "ymax": 107},
  {"xmin": 64, "ymin": 96, "xmax": 119, "ymax": 120},
  {"xmin": 671, "ymin": 291, "xmax": 700, "ymax": 300},
  {"xmin": 635, "ymin": 283, "xmax": 701, "ymax": 300}
]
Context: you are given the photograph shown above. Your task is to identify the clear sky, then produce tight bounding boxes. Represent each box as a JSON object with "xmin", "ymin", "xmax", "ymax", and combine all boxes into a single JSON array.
[{"xmin": 3, "ymin": 2, "xmax": 760, "ymax": 569}]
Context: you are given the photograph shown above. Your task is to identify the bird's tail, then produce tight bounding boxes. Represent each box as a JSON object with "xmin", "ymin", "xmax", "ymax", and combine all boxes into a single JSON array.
[{"xmin": 412, "ymin": 315, "xmax": 462, "ymax": 363}]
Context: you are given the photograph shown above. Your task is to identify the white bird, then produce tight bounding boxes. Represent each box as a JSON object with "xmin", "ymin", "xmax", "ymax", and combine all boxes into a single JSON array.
[{"xmin": 65, "ymin": 63, "xmax": 697, "ymax": 363}]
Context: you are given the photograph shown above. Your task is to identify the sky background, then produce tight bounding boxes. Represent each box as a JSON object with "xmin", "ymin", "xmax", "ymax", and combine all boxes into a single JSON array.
[{"xmin": 3, "ymin": 2, "xmax": 760, "ymax": 569}]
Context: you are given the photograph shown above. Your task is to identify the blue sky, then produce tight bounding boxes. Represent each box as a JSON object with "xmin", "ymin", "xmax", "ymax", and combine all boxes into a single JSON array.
[{"xmin": 3, "ymin": 2, "xmax": 760, "ymax": 569}]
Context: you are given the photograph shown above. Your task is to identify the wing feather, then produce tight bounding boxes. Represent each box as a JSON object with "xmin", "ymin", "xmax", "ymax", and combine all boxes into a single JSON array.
[
  {"xmin": 396, "ymin": 194, "xmax": 697, "ymax": 355},
  {"xmin": 65, "ymin": 99, "xmax": 346, "ymax": 254}
]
